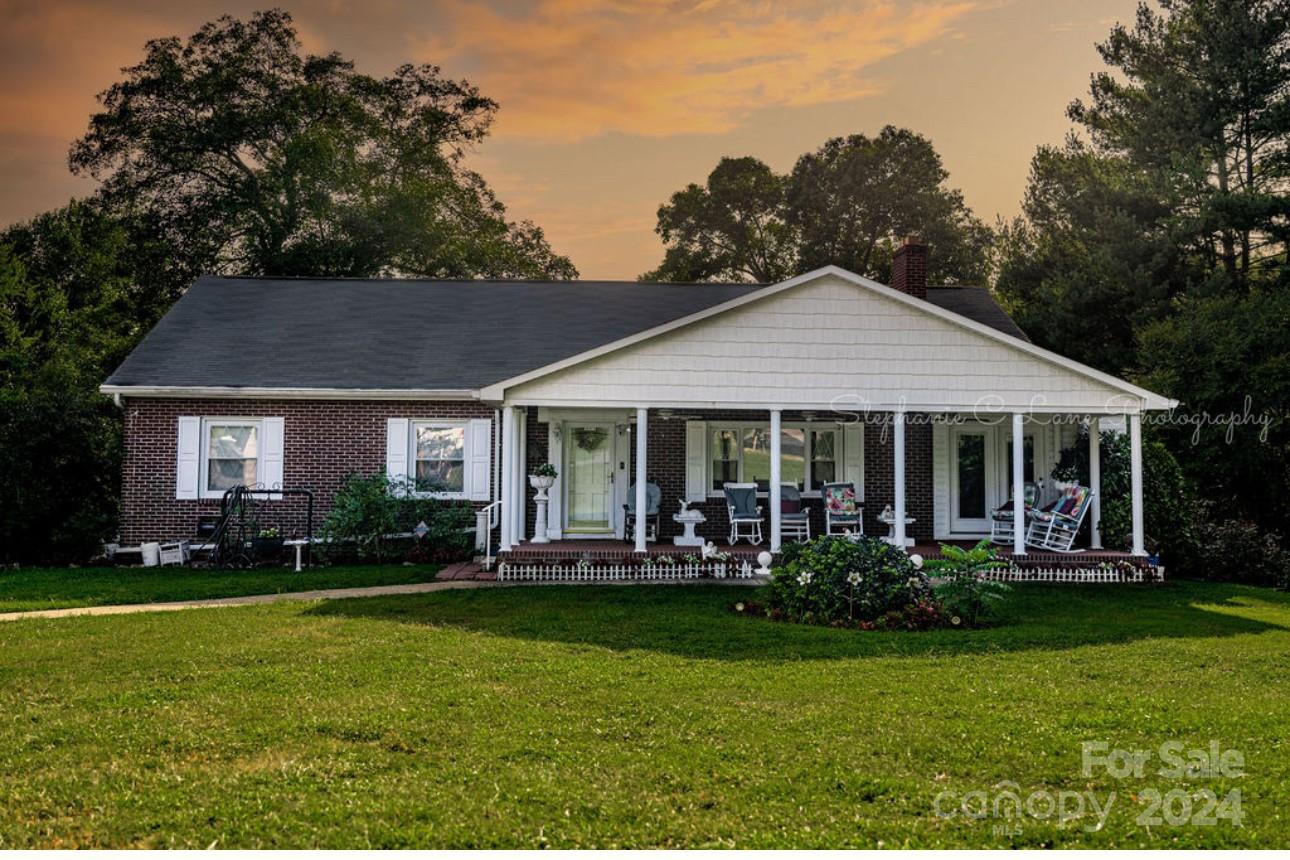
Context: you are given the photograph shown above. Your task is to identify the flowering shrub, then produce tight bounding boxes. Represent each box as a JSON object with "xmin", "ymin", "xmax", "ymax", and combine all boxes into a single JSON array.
[{"xmin": 762, "ymin": 536, "xmax": 933, "ymax": 626}]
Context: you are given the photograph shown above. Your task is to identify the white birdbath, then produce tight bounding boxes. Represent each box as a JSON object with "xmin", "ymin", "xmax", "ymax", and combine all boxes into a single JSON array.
[
  {"xmin": 672, "ymin": 508, "xmax": 707, "ymax": 546},
  {"xmin": 530, "ymin": 474, "xmax": 556, "ymax": 544}
]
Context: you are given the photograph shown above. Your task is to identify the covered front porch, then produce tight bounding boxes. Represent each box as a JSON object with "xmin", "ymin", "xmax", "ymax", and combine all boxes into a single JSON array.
[
  {"xmin": 492, "ymin": 403, "xmax": 1158, "ymax": 580},
  {"xmin": 481, "ymin": 268, "xmax": 1175, "ymax": 581}
]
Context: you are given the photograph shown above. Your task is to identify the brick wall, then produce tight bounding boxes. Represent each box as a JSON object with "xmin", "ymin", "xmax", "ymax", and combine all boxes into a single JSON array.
[{"xmin": 119, "ymin": 397, "xmax": 496, "ymax": 543}]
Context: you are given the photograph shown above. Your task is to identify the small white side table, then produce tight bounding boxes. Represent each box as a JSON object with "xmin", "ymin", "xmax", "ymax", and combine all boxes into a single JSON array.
[
  {"xmin": 672, "ymin": 510, "xmax": 707, "ymax": 546},
  {"xmin": 877, "ymin": 512, "xmax": 916, "ymax": 547}
]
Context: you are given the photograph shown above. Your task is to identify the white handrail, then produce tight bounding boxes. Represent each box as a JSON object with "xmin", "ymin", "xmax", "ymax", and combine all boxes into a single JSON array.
[{"xmin": 477, "ymin": 500, "xmax": 504, "ymax": 569}]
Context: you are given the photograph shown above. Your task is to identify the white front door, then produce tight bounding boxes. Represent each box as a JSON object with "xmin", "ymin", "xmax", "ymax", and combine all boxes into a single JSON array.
[
  {"xmin": 564, "ymin": 422, "xmax": 616, "ymax": 534},
  {"xmin": 949, "ymin": 424, "xmax": 995, "ymax": 533}
]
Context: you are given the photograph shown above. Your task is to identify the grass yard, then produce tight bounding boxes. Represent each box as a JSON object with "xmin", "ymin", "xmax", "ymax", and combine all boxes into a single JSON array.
[
  {"xmin": 1, "ymin": 581, "xmax": 1288, "ymax": 848},
  {"xmin": 0, "ymin": 564, "xmax": 442, "ymax": 613}
]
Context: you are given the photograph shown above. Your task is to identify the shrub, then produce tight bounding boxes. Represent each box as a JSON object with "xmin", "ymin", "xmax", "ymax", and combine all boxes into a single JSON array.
[
  {"xmin": 922, "ymin": 539, "xmax": 1011, "ymax": 627},
  {"xmin": 764, "ymin": 535, "xmax": 932, "ymax": 626},
  {"xmin": 1185, "ymin": 502, "xmax": 1290, "ymax": 588},
  {"xmin": 320, "ymin": 473, "xmax": 475, "ymax": 564},
  {"xmin": 1053, "ymin": 428, "xmax": 1196, "ymax": 562}
]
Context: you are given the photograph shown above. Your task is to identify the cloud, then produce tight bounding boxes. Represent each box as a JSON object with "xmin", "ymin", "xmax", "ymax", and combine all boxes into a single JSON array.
[{"xmin": 418, "ymin": 0, "xmax": 979, "ymax": 141}]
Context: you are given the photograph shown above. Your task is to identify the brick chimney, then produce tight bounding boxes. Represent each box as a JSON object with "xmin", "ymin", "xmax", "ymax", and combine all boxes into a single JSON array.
[{"xmin": 892, "ymin": 235, "xmax": 928, "ymax": 300}]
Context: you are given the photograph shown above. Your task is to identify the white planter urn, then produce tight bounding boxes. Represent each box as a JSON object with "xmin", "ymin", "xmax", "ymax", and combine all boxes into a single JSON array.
[{"xmin": 529, "ymin": 474, "xmax": 556, "ymax": 543}]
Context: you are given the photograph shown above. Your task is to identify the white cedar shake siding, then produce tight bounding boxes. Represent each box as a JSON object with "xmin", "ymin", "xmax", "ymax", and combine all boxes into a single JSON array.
[{"xmin": 502, "ymin": 273, "xmax": 1147, "ymax": 412}]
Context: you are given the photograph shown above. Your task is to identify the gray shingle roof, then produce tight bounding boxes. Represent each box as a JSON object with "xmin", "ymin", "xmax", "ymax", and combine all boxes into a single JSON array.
[{"xmin": 105, "ymin": 276, "xmax": 1027, "ymax": 391}]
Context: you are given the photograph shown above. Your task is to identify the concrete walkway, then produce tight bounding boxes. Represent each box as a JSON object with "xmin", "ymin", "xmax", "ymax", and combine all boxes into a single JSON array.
[
  {"xmin": 0, "ymin": 579, "xmax": 490, "ymax": 623},
  {"xmin": 0, "ymin": 569, "xmax": 768, "ymax": 623}
]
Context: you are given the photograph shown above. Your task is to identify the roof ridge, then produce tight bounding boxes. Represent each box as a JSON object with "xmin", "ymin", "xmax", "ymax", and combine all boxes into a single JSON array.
[{"xmin": 194, "ymin": 274, "xmax": 763, "ymax": 288}]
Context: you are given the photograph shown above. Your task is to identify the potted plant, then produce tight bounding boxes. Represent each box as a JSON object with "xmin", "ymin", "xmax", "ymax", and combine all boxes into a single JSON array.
[
  {"xmin": 529, "ymin": 464, "xmax": 559, "ymax": 544},
  {"xmin": 529, "ymin": 462, "xmax": 558, "ymax": 489},
  {"xmin": 251, "ymin": 526, "xmax": 284, "ymax": 561}
]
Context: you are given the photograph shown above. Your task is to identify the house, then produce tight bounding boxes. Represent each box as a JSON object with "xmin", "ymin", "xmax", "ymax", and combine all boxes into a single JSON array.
[{"xmin": 102, "ymin": 239, "xmax": 1177, "ymax": 577}]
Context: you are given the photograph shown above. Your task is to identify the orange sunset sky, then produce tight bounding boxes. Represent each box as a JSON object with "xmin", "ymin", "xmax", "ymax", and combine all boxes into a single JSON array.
[{"xmin": 0, "ymin": 0, "xmax": 1138, "ymax": 279}]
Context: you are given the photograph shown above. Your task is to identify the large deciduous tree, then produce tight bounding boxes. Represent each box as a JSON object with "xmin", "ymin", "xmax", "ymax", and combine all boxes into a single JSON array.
[
  {"xmin": 644, "ymin": 127, "xmax": 992, "ymax": 285},
  {"xmin": 787, "ymin": 127, "xmax": 992, "ymax": 285},
  {"xmin": 69, "ymin": 9, "xmax": 576, "ymax": 280}
]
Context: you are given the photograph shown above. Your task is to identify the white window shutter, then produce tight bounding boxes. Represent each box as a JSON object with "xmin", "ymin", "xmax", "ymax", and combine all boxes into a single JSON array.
[
  {"xmin": 843, "ymin": 422, "xmax": 864, "ymax": 500},
  {"xmin": 684, "ymin": 420, "xmax": 708, "ymax": 502},
  {"xmin": 466, "ymin": 418, "xmax": 492, "ymax": 501},
  {"xmin": 176, "ymin": 416, "xmax": 201, "ymax": 500},
  {"xmin": 386, "ymin": 418, "xmax": 410, "ymax": 489},
  {"xmin": 262, "ymin": 417, "xmax": 285, "ymax": 500}
]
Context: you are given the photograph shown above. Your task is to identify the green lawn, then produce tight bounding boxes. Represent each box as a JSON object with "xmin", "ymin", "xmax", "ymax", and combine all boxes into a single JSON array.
[
  {"xmin": 0, "ymin": 564, "xmax": 442, "ymax": 613},
  {"xmin": 1, "ymin": 581, "xmax": 1287, "ymax": 848}
]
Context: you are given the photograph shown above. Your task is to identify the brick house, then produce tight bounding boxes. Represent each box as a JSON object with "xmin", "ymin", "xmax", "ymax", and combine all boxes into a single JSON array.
[{"xmin": 102, "ymin": 240, "xmax": 1176, "ymax": 567}]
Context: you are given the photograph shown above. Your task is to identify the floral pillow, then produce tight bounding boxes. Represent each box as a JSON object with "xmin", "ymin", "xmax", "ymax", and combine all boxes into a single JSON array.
[
  {"xmin": 1056, "ymin": 486, "xmax": 1088, "ymax": 517},
  {"xmin": 823, "ymin": 484, "xmax": 857, "ymax": 514}
]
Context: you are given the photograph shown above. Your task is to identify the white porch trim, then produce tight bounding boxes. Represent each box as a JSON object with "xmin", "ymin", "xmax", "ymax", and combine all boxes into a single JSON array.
[
  {"xmin": 634, "ymin": 407, "xmax": 648, "ymax": 553},
  {"xmin": 1130, "ymin": 413, "xmax": 1146, "ymax": 556}
]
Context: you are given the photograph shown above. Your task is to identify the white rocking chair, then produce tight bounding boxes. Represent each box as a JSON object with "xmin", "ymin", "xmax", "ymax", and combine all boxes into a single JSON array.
[{"xmin": 1025, "ymin": 485, "xmax": 1095, "ymax": 553}]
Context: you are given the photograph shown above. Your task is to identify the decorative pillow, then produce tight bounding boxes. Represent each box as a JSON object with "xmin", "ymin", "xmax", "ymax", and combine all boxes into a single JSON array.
[
  {"xmin": 824, "ymin": 485, "xmax": 856, "ymax": 513},
  {"xmin": 1057, "ymin": 487, "xmax": 1087, "ymax": 517}
]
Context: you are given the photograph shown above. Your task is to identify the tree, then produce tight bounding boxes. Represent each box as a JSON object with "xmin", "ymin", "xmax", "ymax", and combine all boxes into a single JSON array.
[
  {"xmin": 643, "ymin": 127, "xmax": 992, "ymax": 284},
  {"xmin": 642, "ymin": 157, "xmax": 796, "ymax": 282},
  {"xmin": 787, "ymin": 127, "xmax": 992, "ymax": 285},
  {"xmin": 0, "ymin": 203, "xmax": 142, "ymax": 563},
  {"xmin": 995, "ymin": 140, "xmax": 1188, "ymax": 372},
  {"xmin": 1069, "ymin": 0, "xmax": 1290, "ymax": 287},
  {"xmin": 69, "ymin": 9, "xmax": 576, "ymax": 280},
  {"xmin": 999, "ymin": 0, "xmax": 1290, "ymax": 556}
]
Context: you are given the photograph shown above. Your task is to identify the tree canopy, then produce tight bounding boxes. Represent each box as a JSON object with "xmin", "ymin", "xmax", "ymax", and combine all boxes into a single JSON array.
[
  {"xmin": 643, "ymin": 127, "xmax": 991, "ymax": 285},
  {"xmin": 997, "ymin": 0, "xmax": 1290, "ymax": 547},
  {"xmin": 69, "ymin": 9, "xmax": 576, "ymax": 280}
]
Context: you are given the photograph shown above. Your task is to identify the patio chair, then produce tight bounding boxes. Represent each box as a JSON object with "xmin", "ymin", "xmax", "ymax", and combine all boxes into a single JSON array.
[
  {"xmin": 779, "ymin": 483, "xmax": 811, "ymax": 542},
  {"xmin": 723, "ymin": 483, "xmax": 764, "ymax": 545},
  {"xmin": 623, "ymin": 481, "xmax": 662, "ymax": 543},
  {"xmin": 1025, "ymin": 484, "xmax": 1095, "ymax": 553},
  {"xmin": 989, "ymin": 481, "xmax": 1039, "ymax": 545},
  {"xmin": 821, "ymin": 481, "xmax": 863, "ymax": 536}
]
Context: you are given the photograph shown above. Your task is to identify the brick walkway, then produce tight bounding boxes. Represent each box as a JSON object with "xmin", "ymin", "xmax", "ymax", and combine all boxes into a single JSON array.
[{"xmin": 436, "ymin": 561, "xmax": 495, "ymax": 581}]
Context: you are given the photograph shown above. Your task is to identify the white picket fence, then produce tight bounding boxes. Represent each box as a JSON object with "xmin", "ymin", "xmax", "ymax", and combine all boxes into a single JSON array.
[
  {"xmin": 984, "ymin": 565, "xmax": 1159, "ymax": 583},
  {"xmin": 498, "ymin": 558, "xmax": 1158, "ymax": 584},
  {"xmin": 498, "ymin": 558, "xmax": 761, "ymax": 582}
]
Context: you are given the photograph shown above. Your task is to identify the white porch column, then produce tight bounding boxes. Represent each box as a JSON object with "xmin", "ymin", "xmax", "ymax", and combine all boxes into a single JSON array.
[
  {"xmin": 1089, "ymin": 417, "xmax": 1103, "ymax": 549},
  {"xmin": 1129, "ymin": 413, "xmax": 1146, "ymax": 556},
  {"xmin": 893, "ymin": 410, "xmax": 906, "ymax": 549},
  {"xmin": 634, "ymin": 408, "xmax": 648, "ymax": 553},
  {"xmin": 499, "ymin": 406, "xmax": 516, "ymax": 551},
  {"xmin": 1012, "ymin": 412, "xmax": 1026, "ymax": 555},
  {"xmin": 769, "ymin": 409, "xmax": 782, "ymax": 552}
]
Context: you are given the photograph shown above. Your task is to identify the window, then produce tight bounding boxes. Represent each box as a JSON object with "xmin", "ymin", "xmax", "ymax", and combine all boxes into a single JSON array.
[
  {"xmin": 413, "ymin": 423, "xmax": 466, "ymax": 494},
  {"xmin": 711, "ymin": 428, "xmax": 740, "ymax": 490},
  {"xmin": 709, "ymin": 423, "xmax": 840, "ymax": 493},
  {"xmin": 809, "ymin": 429, "xmax": 837, "ymax": 486},
  {"xmin": 203, "ymin": 420, "xmax": 261, "ymax": 496},
  {"xmin": 1006, "ymin": 436, "xmax": 1036, "ymax": 486}
]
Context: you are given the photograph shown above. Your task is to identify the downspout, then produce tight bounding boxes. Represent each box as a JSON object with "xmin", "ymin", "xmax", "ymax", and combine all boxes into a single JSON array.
[{"xmin": 493, "ymin": 408, "xmax": 501, "ymax": 508}]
